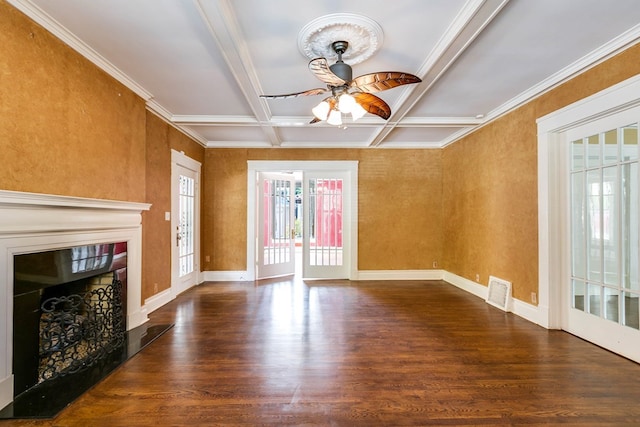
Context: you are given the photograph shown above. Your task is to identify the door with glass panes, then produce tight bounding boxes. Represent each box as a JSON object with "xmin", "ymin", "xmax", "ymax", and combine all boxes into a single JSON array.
[
  {"xmin": 257, "ymin": 172, "xmax": 296, "ymax": 279},
  {"xmin": 303, "ymin": 171, "xmax": 350, "ymax": 279},
  {"xmin": 171, "ymin": 152, "xmax": 200, "ymax": 296},
  {"xmin": 566, "ymin": 108, "xmax": 640, "ymax": 362}
]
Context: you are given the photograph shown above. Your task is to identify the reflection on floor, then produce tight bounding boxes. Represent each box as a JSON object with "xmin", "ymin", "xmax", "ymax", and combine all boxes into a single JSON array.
[{"xmin": 0, "ymin": 323, "xmax": 173, "ymax": 420}]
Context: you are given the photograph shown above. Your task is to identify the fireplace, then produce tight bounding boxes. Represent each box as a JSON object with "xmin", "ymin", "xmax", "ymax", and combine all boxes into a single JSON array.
[
  {"xmin": 0, "ymin": 190, "xmax": 151, "ymax": 414},
  {"xmin": 13, "ymin": 243, "xmax": 127, "ymax": 397}
]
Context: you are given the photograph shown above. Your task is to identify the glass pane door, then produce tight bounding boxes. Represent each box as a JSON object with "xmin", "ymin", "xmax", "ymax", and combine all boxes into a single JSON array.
[
  {"xmin": 171, "ymin": 152, "xmax": 200, "ymax": 296},
  {"xmin": 178, "ymin": 173, "xmax": 195, "ymax": 277},
  {"xmin": 567, "ymin": 118, "xmax": 640, "ymax": 361},
  {"xmin": 257, "ymin": 172, "xmax": 295, "ymax": 279},
  {"xmin": 303, "ymin": 171, "xmax": 350, "ymax": 279}
]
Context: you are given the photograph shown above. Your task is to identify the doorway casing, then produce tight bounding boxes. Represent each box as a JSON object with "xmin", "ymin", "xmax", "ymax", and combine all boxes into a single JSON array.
[
  {"xmin": 247, "ymin": 161, "xmax": 359, "ymax": 281},
  {"xmin": 537, "ymin": 73, "xmax": 640, "ymax": 335}
]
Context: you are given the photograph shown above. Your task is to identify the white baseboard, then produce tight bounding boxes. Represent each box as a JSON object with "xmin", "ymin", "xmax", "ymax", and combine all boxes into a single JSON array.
[
  {"xmin": 143, "ymin": 288, "xmax": 173, "ymax": 314},
  {"xmin": 443, "ymin": 271, "xmax": 546, "ymax": 327},
  {"xmin": 0, "ymin": 375, "xmax": 12, "ymax": 412},
  {"xmin": 203, "ymin": 270, "xmax": 251, "ymax": 281},
  {"xmin": 356, "ymin": 269, "xmax": 445, "ymax": 280},
  {"xmin": 443, "ymin": 271, "xmax": 488, "ymax": 300},
  {"xmin": 158, "ymin": 269, "xmax": 548, "ymax": 330},
  {"xmin": 511, "ymin": 298, "xmax": 546, "ymax": 326},
  {"xmin": 126, "ymin": 307, "xmax": 148, "ymax": 330}
]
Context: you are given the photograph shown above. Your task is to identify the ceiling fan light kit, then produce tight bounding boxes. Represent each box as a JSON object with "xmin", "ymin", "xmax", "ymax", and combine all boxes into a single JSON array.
[{"xmin": 261, "ymin": 14, "xmax": 422, "ymax": 127}]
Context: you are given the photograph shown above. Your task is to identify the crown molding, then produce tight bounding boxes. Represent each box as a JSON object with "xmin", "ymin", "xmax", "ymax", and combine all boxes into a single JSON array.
[
  {"xmin": 485, "ymin": 24, "xmax": 640, "ymax": 126},
  {"xmin": 172, "ymin": 115, "xmax": 259, "ymax": 126},
  {"xmin": 7, "ymin": 0, "xmax": 153, "ymax": 101},
  {"xmin": 146, "ymin": 104, "xmax": 209, "ymax": 148},
  {"xmin": 441, "ymin": 24, "xmax": 640, "ymax": 148}
]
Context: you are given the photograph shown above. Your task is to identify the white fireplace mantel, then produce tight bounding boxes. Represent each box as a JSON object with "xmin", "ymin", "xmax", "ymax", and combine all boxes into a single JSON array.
[{"xmin": 0, "ymin": 190, "xmax": 151, "ymax": 410}]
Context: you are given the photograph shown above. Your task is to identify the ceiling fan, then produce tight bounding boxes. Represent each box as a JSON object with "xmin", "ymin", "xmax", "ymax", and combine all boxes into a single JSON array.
[{"xmin": 260, "ymin": 41, "xmax": 422, "ymax": 126}]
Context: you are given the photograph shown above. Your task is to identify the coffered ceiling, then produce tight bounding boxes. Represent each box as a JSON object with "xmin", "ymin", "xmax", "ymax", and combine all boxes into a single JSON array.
[{"xmin": 8, "ymin": 0, "xmax": 640, "ymax": 148}]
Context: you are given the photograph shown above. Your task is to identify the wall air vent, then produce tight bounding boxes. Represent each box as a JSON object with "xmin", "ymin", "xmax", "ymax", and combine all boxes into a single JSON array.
[{"xmin": 486, "ymin": 276, "xmax": 512, "ymax": 311}]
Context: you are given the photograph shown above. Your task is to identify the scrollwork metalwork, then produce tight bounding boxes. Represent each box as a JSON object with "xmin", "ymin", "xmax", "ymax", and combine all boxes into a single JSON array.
[{"xmin": 38, "ymin": 278, "xmax": 125, "ymax": 382}]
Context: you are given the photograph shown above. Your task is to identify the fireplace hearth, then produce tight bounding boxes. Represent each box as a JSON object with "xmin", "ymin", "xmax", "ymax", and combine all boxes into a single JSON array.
[
  {"xmin": 1, "ymin": 242, "xmax": 173, "ymax": 420},
  {"xmin": 0, "ymin": 322, "xmax": 172, "ymax": 419},
  {"xmin": 0, "ymin": 190, "xmax": 158, "ymax": 417}
]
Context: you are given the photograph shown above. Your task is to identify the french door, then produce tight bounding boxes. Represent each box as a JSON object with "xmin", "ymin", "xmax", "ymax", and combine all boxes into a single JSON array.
[
  {"xmin": 257, "ymin": 172, "xmax": 296, "ymax": 279},
  {"xmin": 565, "ymin": 107, "xmax": 640, "ymax": 362},
  {"xmin": 248, "ymin": 161, "xmax": 357, "ymax": 281},
  {"xmin": 303, "ymin": 171, "xmax": 350, "ymax": 279},
  {"xmin": 171, "ymin": 150, "xmax": 200, "ymax": 295}
]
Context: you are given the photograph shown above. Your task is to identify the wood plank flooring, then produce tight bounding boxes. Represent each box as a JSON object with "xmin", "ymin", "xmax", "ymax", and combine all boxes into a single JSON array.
[{"xmin": 3, "ymin": 278, "xmax": 640, "ymax": 426}]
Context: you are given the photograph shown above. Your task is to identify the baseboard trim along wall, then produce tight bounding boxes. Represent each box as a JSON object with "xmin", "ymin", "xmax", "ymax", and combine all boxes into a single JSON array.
[
  {"xmin": 143, "ymin": 288, "xmax": 173, "ymax": 314},
  {"xmin": 193, "ymin": 269, "xmax": 547, "ymax": 328},
  {"xmin": 356, "ymin": 269, "xmax": 445, "ymax": 281},
  {"xmin": 203, "ymin": 270, "xmax": 251, "ymax": 282},
  {"xmin": 443, "ymin": 271, "xmax": 544, "ymax": 327}
]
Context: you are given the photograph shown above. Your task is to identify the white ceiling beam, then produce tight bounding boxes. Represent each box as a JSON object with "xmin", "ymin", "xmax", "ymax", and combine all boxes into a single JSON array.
[
  {"xmin": 367, "ymin": 0, "xmax": 511, "ymax": 147},
  {"xmin": 193, "ymin": 0, "xmax": 282, "ymax": 146}
]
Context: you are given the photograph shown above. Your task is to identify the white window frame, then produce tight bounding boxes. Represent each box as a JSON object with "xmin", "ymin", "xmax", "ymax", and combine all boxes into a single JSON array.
[{"xmin": 537, "ymin": 74, "xmax": 640, "ymax": 329}]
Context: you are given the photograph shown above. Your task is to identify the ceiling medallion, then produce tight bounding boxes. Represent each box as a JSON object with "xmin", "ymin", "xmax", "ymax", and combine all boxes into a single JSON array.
[{"xmin": 297, "ymin": 13, "xmax": 384, "ymax": 65}]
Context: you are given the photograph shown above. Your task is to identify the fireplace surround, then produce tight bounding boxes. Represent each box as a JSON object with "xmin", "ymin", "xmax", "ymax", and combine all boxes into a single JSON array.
[{"xmin": 0, "ymin": 190, "xmax": 151, "ymax": 412}]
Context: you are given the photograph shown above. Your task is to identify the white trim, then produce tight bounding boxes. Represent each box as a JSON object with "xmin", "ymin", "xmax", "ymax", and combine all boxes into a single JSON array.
[
  {"xmin": 170, "ymin": 150, "xmax": 202, "ymax": 298},
  {"xmin": 0, "ymin": 376, "xmax": 11, "ymax": 415},
  {"xmin": 146, "ymin": 106, "xmax": 208, "ymax": 149},
  {"xmin": 247, "ymin": 161, "xmax": 359, "ymax": 281},
  {"xmin": 143, "ymin": 288, "xmax": 173, "ymax": 314},
  {"xmin": 188, "ymin": 269, "xmax": 547, "ymax": 327},
  {"xmin": 443, "ymin": 272, "xmax": 543, "ymax": 325},
  {"xmin": 203, "ymin": 270, "xmax": 251, "ymax": 282},
  {"xmin": 441, "ymin": 27, "xmax": 640, "ymax": 148},
  {"xmin": 6, "ymin": 0, "xmax": 152, "ymax": 101},
  {"xmin": 357, "ymin": 269, "xmax": 444, "ymax": 281},
  {"xmin": 0, "ymin": 189, "xmax": 150, "ymax": 212},
  {"xmin": 443, "ymin": 271, "xmax": 488, "ymax": 300},
  {"xmin": 171, "ymin": 149, "xmax": 202, "ymax": 172},
  {"xmin": 0, "ymin": 191, "xmax": 150, "ymax": 411},
  {"xmin": 537, "ymin": 73, "xmax": 640, "ymax": 333}
]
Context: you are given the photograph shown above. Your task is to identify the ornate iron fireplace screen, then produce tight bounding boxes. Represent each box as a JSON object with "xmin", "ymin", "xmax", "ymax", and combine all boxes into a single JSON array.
[{"xmin": 38, "ymin": 274, "xmax": 125, "ymax": 382}]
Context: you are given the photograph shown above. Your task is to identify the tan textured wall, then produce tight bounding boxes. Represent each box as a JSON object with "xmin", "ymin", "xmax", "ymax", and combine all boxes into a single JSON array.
[
  {"xmin": 203, "ymin": 149, "xmax": 443, "ymax": 272},
  {"xmin": 442, "ymin": 44, "xmax": 640, "ymax": 303},
  {"xmin": 0, "ymin": 1, "xmax": 146, "ymax": 201},
  {"xmin": 142, "ymin": 112, "xmax": 205, "ymax": 300},
  {"xmin": 1, "ymin": 2, "xmax": 205, "ymax": 303}
]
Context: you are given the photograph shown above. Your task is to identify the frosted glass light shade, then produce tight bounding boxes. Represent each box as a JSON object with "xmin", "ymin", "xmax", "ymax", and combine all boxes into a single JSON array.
[
  {"xmin": 327, "ymin": 109, "xmax": 343, "ymax": 126},
  {"xmin": 351, "ymin": 102, "xmax": 367, "ymax": 121},
  {"xmin": 338, "ymin": 93, "xmax": 356, "ymax": 113},
  {"xmin": 312, "ymin": 101, "xmax": 330, "ymax": 120}
]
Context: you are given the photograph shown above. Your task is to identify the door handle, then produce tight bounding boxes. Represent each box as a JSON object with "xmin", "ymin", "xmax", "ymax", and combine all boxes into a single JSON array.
[
  {"xmin": 291, "ymin": 228, "xmax": 296, "ymax": 239},
  {"xmin": 176, "ymin": 226, "xmax": 181, "ymax": 247}
]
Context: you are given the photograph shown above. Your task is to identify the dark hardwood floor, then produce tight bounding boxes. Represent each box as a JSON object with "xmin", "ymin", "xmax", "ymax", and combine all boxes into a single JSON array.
[{"xmin": 3, "ymin": 278, "xmax": 640, "ymax": 426}]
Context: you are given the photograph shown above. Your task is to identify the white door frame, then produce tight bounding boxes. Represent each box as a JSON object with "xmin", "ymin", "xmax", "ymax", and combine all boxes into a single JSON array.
[
  {"xmin": 247, "ymin": 161, "xmax": 358, "ymax": 281},
  {"xmin": 537, "ymin": 74, "xmax": 640, "ymax": 330},
  {"xmin": 171, "ymin": 149, "xmax": 201, "ymax": 296},
  {"xmin": 302, "ymin": 170, "xmax": 351, "ymax": 279},
  {"xmin": 256, "ymin": 171, "xmax": 296, "ymax": 279}
]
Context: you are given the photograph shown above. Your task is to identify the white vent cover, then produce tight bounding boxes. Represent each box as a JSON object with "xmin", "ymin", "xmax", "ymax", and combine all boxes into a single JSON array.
[{"xmin": 486, "ymin": 276, "xmax": 512, "ymax": 311}]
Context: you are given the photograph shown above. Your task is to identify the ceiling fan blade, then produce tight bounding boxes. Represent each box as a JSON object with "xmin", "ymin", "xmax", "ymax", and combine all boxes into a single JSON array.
[
  {"xmin": 260, "ymin": 87, "xmax": 328, "ymax": 99},
  {"xmin": 350, "ymin": 72, "xmax": 421, "ymax": 93},
  {"xmin": 309, "ymin": 58, "xmax": 347, "ymax": 86},
  {"xmin": 352, "ymin": 92, "xmax": 391, "ymax": 120}
]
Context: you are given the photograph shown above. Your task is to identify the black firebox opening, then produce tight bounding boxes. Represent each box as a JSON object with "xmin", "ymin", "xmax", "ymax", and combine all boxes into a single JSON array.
[{"xmin": 12, "ymin": 243, "xmax": 128, "ymax": 398}]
